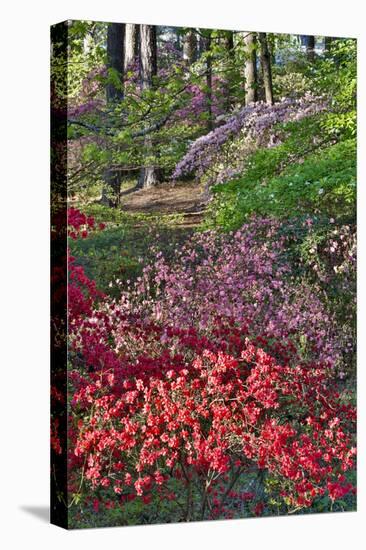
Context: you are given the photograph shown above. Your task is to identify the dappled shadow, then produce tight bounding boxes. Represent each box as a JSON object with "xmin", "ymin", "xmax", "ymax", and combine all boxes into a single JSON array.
[
  {"xmin": 119, "ymin": 183, "xmax": 141, "ymax": 197},
  {"xmin": 123, "ymin": 199, "xmax": 202, "ymax": 214},
  {"xmin": 120, "ymin": 180, "xmax": 207, "ymax": 217},
  {"xmin": 20, "ymin": 505, "xmax": 49, "ymax": 523}
]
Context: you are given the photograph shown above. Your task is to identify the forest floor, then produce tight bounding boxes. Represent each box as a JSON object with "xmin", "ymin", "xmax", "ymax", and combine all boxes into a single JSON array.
[
  {"xmin": 120, "ymin": 180, "xmax": 208, "ymax": 227},
  {"xmin": 73, "ymin": 180, "xmax": 209, "ymax": 294}
]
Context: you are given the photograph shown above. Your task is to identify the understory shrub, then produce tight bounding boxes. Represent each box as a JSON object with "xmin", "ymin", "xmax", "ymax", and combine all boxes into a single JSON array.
[
  {"xmin": 209, "ymin": 139, "xmax": 356, "ymax": 230},
  {"xmin": 68, "ymin": 331, "xmax": 356, "ymax": 524}
]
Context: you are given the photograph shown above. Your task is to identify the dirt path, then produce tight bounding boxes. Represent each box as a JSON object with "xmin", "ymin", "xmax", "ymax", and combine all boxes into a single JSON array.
[{"xmin": 120, "ymin": 180, "xmax": 208, "ymax": 227}]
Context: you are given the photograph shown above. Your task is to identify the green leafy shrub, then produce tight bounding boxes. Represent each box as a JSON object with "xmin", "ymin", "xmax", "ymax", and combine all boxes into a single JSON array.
[
  {"xmin": 314, "ymin": 38, "xmax": 356, "ymax": 139},
  {"xmin": 208, "ymin": 138, "xmax": 355, "ymax": 230}
]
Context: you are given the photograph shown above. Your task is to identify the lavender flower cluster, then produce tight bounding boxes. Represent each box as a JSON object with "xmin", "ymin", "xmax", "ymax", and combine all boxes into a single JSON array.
[{"xmin": 172, "ymin": 95, "xmax": 327, "ymax": 185}]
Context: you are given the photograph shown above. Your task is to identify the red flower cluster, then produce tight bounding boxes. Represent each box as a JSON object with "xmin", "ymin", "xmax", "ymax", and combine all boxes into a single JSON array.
[
  {"xmin": 68, "ymin": 317, "xmax": 356, "ymax": 518},
  {"xmin": 67, "ymin": 207, "xmax": 105, "ymax": 240}
]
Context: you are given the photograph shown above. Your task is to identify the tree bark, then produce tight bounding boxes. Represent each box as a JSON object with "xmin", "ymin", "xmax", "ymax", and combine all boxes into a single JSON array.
[
  {"xmin": 102, "ymin": 23, "xmax": 125, "ymax": 206},
  {"xmin": 204, "ymin": 31, "xmax": 213, "ymax": 131},
  {"xmin": 324, "ymin": 36, "xmax": 333, "ymax": 52},
  {"xmin": 124, "ymin": 24, "xmax": 139, "ymax": 70},
  {"xmin": 224, "ymin": 31, "xmax": 234, "ymax": 52},
  {"xmin": 139, "ymin": 25, "xmax": 160, "ymax": 188},
  {"xmin": 106, "ymin": 23, "xmax": 125, "ymax": 102},
  {"xmin": 223, "ymin": 31, "xmax": 235, "ymax": 110},
  {"xmin": 244, "ymin": 32, "xmax": 258, "ymax": 105},
  {"xmin": 258, "ymin": 32, "xmax": 274, "ymax": 105},
  {"xmin": 306, "ymin": 35, "xmax": 316, "ymax": 62},
  {"xmin": 183, "ymin": 29, "xmax": 198, "ymax": 65}
]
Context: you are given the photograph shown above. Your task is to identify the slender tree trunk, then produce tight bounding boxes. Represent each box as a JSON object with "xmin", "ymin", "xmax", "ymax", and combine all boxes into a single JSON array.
[
  {"xmin": 176, "ymin": 28, "xmax": 181, "ymax": 50},
  {"xmin": 258, "ymin": 32, "xmax": 274, "ymax": 105},
  {"xmin": 244, "ymin": 32, "xmax": 258, "ymax": 105},
  {"xmin": 197, "ymin": 31, "xmax": 208, "ymax": 59},
  {"xmin": 224, "ymin": 31, "xmax": 234, "ymax": 52},
  {"xmin": 324, "ymin": 35, "xmax": 333, "ymax": 52},
  {"xmin": 106, "ymin": 23, "xmax": 125, "ymax": 102},
  {"xmin": 306, "ymin": 35, "xmax": 316, "ymax": 62},
  {"xmin": 223, "ymin": 31, "xmax": 235, "ymax": 111},
  {"xmin": 124, "ymin": 24, "xmax": 139, "ymax": 70},
  {"xmin": 204, "ymin": 31, "xmax": 213, "ymax": 131},
  {"xmin": 268, "ymin": 34, "xmax": 276, "ymax": 66},
  {"xmin": 183, "ymin": 29, "xmax": 197, "ymax": 65},
  {"xmin": 139, "ymin": 24, "xmax": 160, "ymax": 188},
  {"xmin": 140, "ymin": 25, "xmax": 157, "ymax": 87},
  {"xmin": 102, "ymin": 23, "xmax": 125, "ymax": 206}
]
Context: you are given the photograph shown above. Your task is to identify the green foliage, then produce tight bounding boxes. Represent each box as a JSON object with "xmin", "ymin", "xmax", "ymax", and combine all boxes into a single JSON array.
[
  {"xmin": 313, "ymin": 38, "xmax": 357, "ymax": 138},
  {"xmin": 70, "ymin": 205, "xmax": 193, "ymax": 296},
  {"xmin": 210, "ymin": 139, "xmax": 355, "ymax": 230},
  {"xmin": 206, "ymin": 114, "xmax": 345, "ymax": 229},
  {"xmin": 253, "ymin": 140, "xmax": 354, "ymax": 218},
  {"xmin": 273, "ymin": 71, "xmax": 312, "ymax": 99},
  {"xmin": 51, "ymin": 20, "xmax": 106, "ymax": 101}
]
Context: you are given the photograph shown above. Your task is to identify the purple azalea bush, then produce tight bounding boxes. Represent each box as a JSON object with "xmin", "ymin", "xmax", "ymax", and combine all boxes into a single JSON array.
[{"xmin": 173, "ymin": 95, "xmax": 327, "ymax": 185}]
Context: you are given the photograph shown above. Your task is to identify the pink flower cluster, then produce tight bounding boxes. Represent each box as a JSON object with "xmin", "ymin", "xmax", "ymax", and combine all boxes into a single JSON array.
[{"xmin": 120, "ymin": 217, "xmax": 344, "ymax": 369}]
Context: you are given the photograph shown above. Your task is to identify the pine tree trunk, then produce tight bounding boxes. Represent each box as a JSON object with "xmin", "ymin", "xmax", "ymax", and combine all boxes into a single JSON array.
[
  {"xmin": 204, "ymin": 31, "xmax": 213, "ymax": 131},
  {"xmin": 223, "ymin": 31, "xmax": 235, "ymax": 111},
  {"xmin": 324, "ymin": 36, "xmax": 333, "ymax": 52},
  {"xmin": 306, "ymin": 35, "xmax": 316, "ymax": 62},
  {"xmin": 102, "ymin": 23, "xmax": 125, "ymax": 206},
  {"xmin": 324, "ymin": 36, "xmax": 332, "ymax": 52},
  {"xmin": 183, "ymin": 29, "xmax": 197, "ymax": 65},
  {"xmin": 258, "ymin": 32, "xmax": 274, "ymax": 105},
  {"xmin": 106, "ymin": 23, "xmax": 125, "ymax": 102},
  {"xmin": 244, "ymin": 32, "xmax": 258, "ymax": 105},
  {"xmin": 139, "ymin": 25, "xmax": 160, "ymax": 188},
  {"xmin": 124, "ymin": 24, "xmax": 139, "ymax": 70}
]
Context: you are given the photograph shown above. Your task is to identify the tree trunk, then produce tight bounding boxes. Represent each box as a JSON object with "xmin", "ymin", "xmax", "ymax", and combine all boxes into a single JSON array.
[
  {"xmin": 183, "ymin": 29, "xmax": 197, "ymax": 65},
  {"xmin": 306, "ymin": 35, "xmax": 316, "ymax": 62},
  {"xmin": 244, "ymin": 32, "xmax": 258, "ymax": 105},
  {"xmin": 268, "ymin": 34, "xmax": 276, "ymax": 66},
  {"xmin": 258, "ymin": 32, "xmax": 274, "ymax": 105},
  {"xmin": 102, "ymin": 23, "xmax": 125, "ymax": 206},
  {"xmin": 223, "ymin": 31, "xmax": 235, "ymax": 110},
  {"xmin": 106, "ymin": 23, "xmax": 125, "ymax": 102},
  {"xmin": 124, "ymin": 24, "xmax": 139, "ymax": 70},
  {"xmin": 324, "ymin": 35, "xmax": 333, "ymax": 52},
  {"xmin": 139, "ymin": 25, "xmax": 160, "ymax": 188},
  {"xmin": 224, "ymin": 31, "xmax": 234, "ymax": 52},
  {"xmin": 204, "ymin": 31, "xmax": 213, "ymax": 131}
]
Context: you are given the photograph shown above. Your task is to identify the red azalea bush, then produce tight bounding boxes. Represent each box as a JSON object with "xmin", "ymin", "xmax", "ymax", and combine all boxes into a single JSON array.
[
  {"xmin": 68, "ymin": 322, "xmax": 356, "ymax": 521},
  {"xmin": 65, "ymin": 208, "xmax": 356, "ymax": 523}
]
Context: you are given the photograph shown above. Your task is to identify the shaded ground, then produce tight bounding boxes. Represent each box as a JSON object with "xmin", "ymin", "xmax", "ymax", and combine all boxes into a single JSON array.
[{"xmin": 120, "ymin": 180, "xmax": 207, "ymax": 227}]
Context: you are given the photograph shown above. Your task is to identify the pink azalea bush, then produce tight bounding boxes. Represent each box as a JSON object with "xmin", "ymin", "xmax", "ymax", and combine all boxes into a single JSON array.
[{"xmin": 119, "ymin": 217, "xmax": 347, "ymax": 370}]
